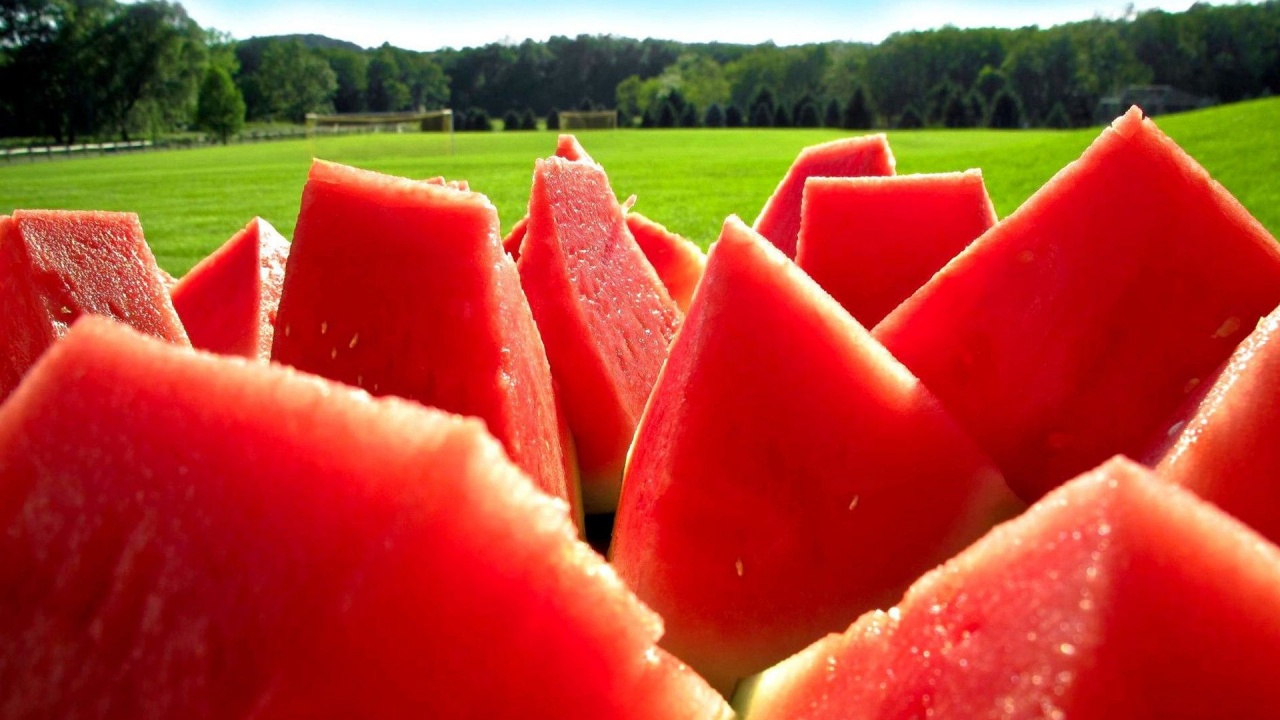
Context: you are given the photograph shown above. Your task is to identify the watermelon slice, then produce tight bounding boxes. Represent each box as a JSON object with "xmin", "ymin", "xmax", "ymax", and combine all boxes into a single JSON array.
[
  {"xmin": 0, "ymin": 209, "xmax": 189, "ymax": 401},
  {"xmin": 0, "ymin": 316, "xmax": 732, "ymax": 719},
  {"xmin": 503, "ymin": 134, "xmax": 594, "ymax": 262},
  {"xmin": 610, "ymin": 215, "xmax": 1019, "ymax": 691},
  {"xmin": 736, "ymin": 456, "xmax": 1280, "ymax": 719},
  {"xmin": 271, "ymin": 160, "xmax": 578, "ymax": 524},
  {"xmin": 796, "ymin": 171, "xmax": 996, "ymax": 327},
  {"xmin": 874, "ymin": 107, "xmax": 1280, "ymax": 502},
  {"xmin": 518, "ymin": 156, "xmax": 682, "ymax": 512},
  {"xmin": 169, "ymin": 216, "xmax": 290, "ymax": 360},
  {"xmin": 752, "ymin": 134, "xmax": 896, "ymax": 258},
  {"xmin": 1146, "ymin": 301, "xmax": 1280, "ymax": 544},
  {"xmin": 625, "ymin": 210, "xmax": 707, "ymax": 313}
]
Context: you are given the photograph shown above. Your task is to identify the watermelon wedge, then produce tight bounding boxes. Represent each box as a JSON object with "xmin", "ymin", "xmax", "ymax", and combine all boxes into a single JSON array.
[
  {"xmin": 736, "ymin": 456, "xmax": 1280, "ymax": 719},
  {"xmin": 752, "ymin": 134, "xmax": 896, "ymax": 258},
  {"xmin": 518, "ymin": 156, "xmax": 683, "ymax": 512},
  {"xmin": 169, "ymin": 216, "xmax": 290, "ymax": 360},
  {"xmin": 874, "ymin": 107, "xmax": 1280, "ymax": 502},
  {"xmin": 271, "ymin": 160, "xmax": 578, "ymax": 524},
  {"xmin": 503, "ymin": 133, "xmax": 594, "ymax": 262},
  {"xmin": 610, "ymin": 215, "xmax": 1019, "ymax": 692},
  {"xmin": 0, "ymin": 316, "xmax": 731, "ymax": 719},
  {"xmin": 796, "ymin": 171, "xmax": 996, "ymax": 327},
  {"xmin": 0, "ymin": 209, "xmax": 189, "ymax": 401},
  {"xmin": 625, "ymin": 210, "xmax": 707, "ymax": 313},
  {"xmin": 1146, "ymin": 301, "xmax": 1280, "ymax": 544}
]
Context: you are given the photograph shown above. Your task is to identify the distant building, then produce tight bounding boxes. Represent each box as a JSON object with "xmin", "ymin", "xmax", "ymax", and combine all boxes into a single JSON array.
[{"xmin": 1097, "ymin": 85, "xmax": 1215, "ymax": 121}]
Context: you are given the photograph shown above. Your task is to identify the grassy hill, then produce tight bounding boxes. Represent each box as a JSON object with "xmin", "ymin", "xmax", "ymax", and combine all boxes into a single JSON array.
[{"xmin": 2, "ymin": 97, "xmax": 1277, "ymax": 276}]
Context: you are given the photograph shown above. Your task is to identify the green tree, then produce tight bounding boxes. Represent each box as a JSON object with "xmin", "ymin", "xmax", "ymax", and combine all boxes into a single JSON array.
[
  {"xmin": 257, "ymin": 39, "xmax": 337, "ymax": 122},
  {"xmin": 823, "ymin": 98, "xmax": 840, "ymax": 127},
  {"xmin": 704, "ymin": 102, "xmax": 724, "ymax": 127},
  {"xmin": 195, "ymin": 63, "xmax": 244, "ymax": 142},
  {"xmin": 842, "ymin": 86, "xmax": 872, "ymax": 129},
  {"xmin": 678, "ymin": 101, "xmax": 699, "ymax": 127},
  {"xmin": 988, "ymin": 89, "xmax": 1024, "ymax": 128},
  {"xmin": 502, "ymin": 108, "xmax": 521, "ymax": 130},
  {"xmin": 897, "ymin": 104, "xmax": 924, "ymax": 128},
  {"xmin": 98, "ymin": 1, "xmax": 208, "ymax": 141},
  {"xmin": 724, "ymin": 104, "xmax": 744, "ymax": 127}
]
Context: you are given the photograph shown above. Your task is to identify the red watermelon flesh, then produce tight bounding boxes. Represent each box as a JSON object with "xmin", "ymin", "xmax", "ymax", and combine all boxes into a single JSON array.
[
  {"xmin": 1144, "ymin": 301, "xmax": 1280, "ymax": 544},
  {"xmin": 610, "ymin": 215, "xmax": 1019, "ymax": 691},
  {"xmin": 503, "ymin": 214, "xmax": 529, "ymax": 259},
  {"xmin": 169, "ymin": 216, "xmax": 289, "ymax": 360},
  {"xmin": 796, "ymin": 171, "xmax": 996, "ymax": 327},
  {"xmin": 625, "ymin": 210, "xmax": 707, "ymax": 313},
  {"xmin": 519, "ymin": 156, "xmax": 682, "ymax": 513},
  {"xmin": 0, "ymin": 316, "xmax": 731, "ymax": 719},
  {"xmin": 873, "ymin": 107, "xmax": 1280, "ymax": 503},
  {"xmin": 752, "ymin": 134, "xmax": 896, "ymax": 258},
  {"xmin": 0, "ymin": 209, "xmax": 189, "ymax": 402},
  {"xmin": 424, "ymin": 175, "xmax": 470, "ymax": 191},
  {"xmin": 556, "ymin": 133, "xmax": 594, "ymax": 162},
  {"xmin": 737, "ymin": 456, "xmax": 1280, "ymax": 720},
  {"xmin": 503, "ymin": 133, "xmax": 594, "ymax": 263},
  {"xmin": 271, "ymin": 160, "xmax": 578, "ymax": 525}
]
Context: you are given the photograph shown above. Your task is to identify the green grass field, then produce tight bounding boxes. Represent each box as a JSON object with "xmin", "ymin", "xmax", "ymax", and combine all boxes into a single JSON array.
[{"xmin": 2, "ymin": 98, "xmax": 1277, "ymax": 276}]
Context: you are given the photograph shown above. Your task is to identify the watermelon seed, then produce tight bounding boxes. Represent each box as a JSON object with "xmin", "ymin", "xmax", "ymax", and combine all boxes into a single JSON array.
[
  {"xmin": 284, "ymin": 323, "xmax": 291, "ymax": 337},
  {"xmin": 1183, "ymin": 377, "xmax": 1201, "ymax": 393},
  {"xmin": 1212, "ymin": 316, "xmax": 1241, "ymax": 338},
  {"xmin": 1167, "ymin": 421, "xmax": 1187, "ymax": 437},
  {"xmin": 320, "ymin": 321, "xmax": 328, "ymax": 335},
  {"xmin": 1018, "ymin": 249, "xmax": 1035, "ymax": 264},
  {"xmin": 848, "ymin": 495, "xmax": 860, "ymax": 510},
  {"xmin": 349, "ymin": 333, "xmax": 359, "ymax": 349},
  {"xmin": 1058, "ymin": 643, "xmax": 1076, "ymax": 656},
  {"xmin": 735, "ymin": 559, "xmax": 744, "ymax": 577},
  {"xmin": 357, "ymin": 375, "xmax": 364, "ymax": 387},
  {"xmin": 330, "ymin": 348, "xmax": 337, "ymax": 360}
]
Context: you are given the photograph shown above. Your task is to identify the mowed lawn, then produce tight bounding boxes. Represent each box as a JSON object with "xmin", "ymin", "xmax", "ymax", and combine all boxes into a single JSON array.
[{"xmin": 1, "ymin": 97, "xmax": 1277, "ymax": 276}]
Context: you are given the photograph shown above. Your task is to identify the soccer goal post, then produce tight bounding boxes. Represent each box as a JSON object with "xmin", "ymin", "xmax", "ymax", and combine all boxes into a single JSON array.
[
  {"xmin": 305, "ymin": 109, "xmax": 455, "ymax": 135},
  {"xmin": 558, "ymin": 110, "xmax": 619, "ymax": 130}
]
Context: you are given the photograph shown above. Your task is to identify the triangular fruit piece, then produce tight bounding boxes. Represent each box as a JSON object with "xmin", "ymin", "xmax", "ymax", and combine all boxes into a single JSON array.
[
  {"xmin": 169, "ymin": 216, "xmax": 290, "ymax": 360},
  {"xmin": 610, "ymin": 216, "xmax": 1019, "ymax": 692},
  {"xmin": 625, "ymin": 210, "xmax": 707, "ymax": 313},
  {"xmin": 519, "ymin": 156, "xmax": 682, "ymax": 513},
  {"xmin": 752, "ymin": 135, "xmax": 896, "ymax": 258},
  {"xmin": 0, "ymin": 316, "xmax": 731, "ymax": 719},
  {"xmin": 874, "ymin": 107, "xmax": 1280, "ymax": 502},
  {"xmin": 1145, "ymin": 301, "xmax": 1280, "ymax": 544},
  {"xmin": 0, "ymin": 210, "xmax": 189, "ymax": 401},
  {"xmin": 504, "ymin": 134, "xmax": 595, "ymax": 263},
  {"xmin": 271, "ymin": 160, "xmax": 578, "ymax": 526},
  {"xmin": 796, "ymin": 171, "xmax": 996, "ymax": 327},
  {"xmin": 503, "ymin": 215, "xmax": 529, "ymax": 259},
  {"xmin": 737, "ymin": 456, "xmax": 1280, "ymax": 719}
]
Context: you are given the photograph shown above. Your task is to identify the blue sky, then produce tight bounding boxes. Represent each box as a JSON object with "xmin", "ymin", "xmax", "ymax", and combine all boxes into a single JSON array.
[{"xmin": 179, "ymin": 0, "xmax": 1203, "ymax": 51}]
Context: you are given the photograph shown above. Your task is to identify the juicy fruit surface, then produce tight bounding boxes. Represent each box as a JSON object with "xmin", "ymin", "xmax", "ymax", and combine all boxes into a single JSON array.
[
  {"xmin": 271, "ymin": 160, "xmax": 575, "ymax": 514},
  {"xmin": 0, "ymin": 317, "xmax": 729, "ymax": 719},
  {"xmin": 611, "ymin": 216, "xmax": 1017, "ymax": 689},
  {"xmin": 518, "ymin": 156, "xmax": 682, "ymax": 512},
  {"xmin": 0, "ymin": 210, "xmax": 189, "ymax": 400},
  {"xmin": 1150, "ymin": 301, "xmax": 1280, "ymax": 544},
  {"xmin": 625, "ymin": 211, "xmax": 707, "ymax": 313},
  {"xmin": 170, "ymin": 216, "xmax": 290, "ymax": 360},
  {"xmin": 753, "ymin": 134, "xmax": 896, "ymax": 258},
  {"xmin": 796, "ymin": 171, "xmax": 996, "ymax": 327},
  {"xmin": 874, "ymin": 107, "xmax": 1280, "ymax": 502},
  {"xmin": 741, "ymin": 457, "xmax": 1280, "ymax": 719}
]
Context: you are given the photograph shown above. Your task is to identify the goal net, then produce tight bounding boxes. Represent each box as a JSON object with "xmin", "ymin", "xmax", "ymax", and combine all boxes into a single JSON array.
[
  {"xmin": 559, "ymin": 110, "xmax": 618, "ymax": 130},
  {"xmin": 305, "ymin": 109, "xmax": 455, "ymax": 135}
]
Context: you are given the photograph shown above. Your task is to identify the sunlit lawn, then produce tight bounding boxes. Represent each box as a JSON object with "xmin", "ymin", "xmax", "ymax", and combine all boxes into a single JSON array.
[{"xmin": 1, "ymin": 97, "xmax": 1276, "ymax": 276}]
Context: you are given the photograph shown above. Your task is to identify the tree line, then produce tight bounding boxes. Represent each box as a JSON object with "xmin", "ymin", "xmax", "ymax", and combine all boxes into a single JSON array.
[{"xmin": 2, "ymin": 0, "xmax": 1277, "ymax": 144}]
